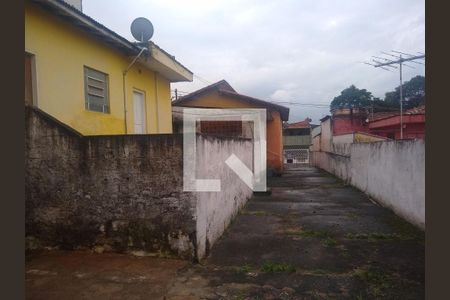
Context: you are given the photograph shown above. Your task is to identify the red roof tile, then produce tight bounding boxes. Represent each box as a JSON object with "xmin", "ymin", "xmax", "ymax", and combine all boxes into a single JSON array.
[
  {"xmin": 368, "ymin": 105, "xmax": 425, "ymax": 122},
  {"xmin": 286, "ymin": 118, "xmax": 312, "ymax": 129}
]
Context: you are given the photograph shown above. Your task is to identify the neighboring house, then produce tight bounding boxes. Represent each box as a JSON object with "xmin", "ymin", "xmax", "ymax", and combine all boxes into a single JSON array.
[
  {"xmin": 331, "ymin": 107, "xmax": 370, "ymax": 135},
  {"xmin": 283, "ymin": 118, "xmax": 318, "ymax": 164},
  {"xmin": 172, "ymin": 80, "xmax": 290, "ymax": 174},
  {"xmin": 330, "ymin": 106, "xmax": 425, "ymax": 140},
  {"xmin": 172, "ymin": 106, "xmax": 254, "ymax": 139},
  {"xmin": 318, "ymin": 115, "xmax": 333, "ymax": 152},
  {"xmin": 25, "ymin": 0, "xmax": 193, "ymax": 135},
  {"xmin": 369, "ymin": 105, "xmax": 425, "ymax": 140}
]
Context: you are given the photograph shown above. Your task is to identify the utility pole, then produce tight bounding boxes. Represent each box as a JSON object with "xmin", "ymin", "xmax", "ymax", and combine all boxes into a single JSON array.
[
  {"xmin": 364, "ymin": 51, "xmax": 425, "ymax": 139},
  {"xmin": 175, "ymin": 88, "xmax": 178, "ymax": 100}
]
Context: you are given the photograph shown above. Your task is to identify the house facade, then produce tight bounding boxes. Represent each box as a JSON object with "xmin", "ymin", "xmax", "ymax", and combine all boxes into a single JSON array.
[
  {"xmin": 283, "ymin": 118, "xmax": 317, "ymax": 164},
  {"xmin": 25, "ymin": 0, "xmax": 192, "ymax": 135},
  {"xmin": 172, "ymin": 80, "xmax": 289, "ymax": 174},
  {"xmin": 330, "ymin": 106, "xmax": 425, "ymax": 140},
  {"xmin": 369, "ymin": 105, "xmax": 425, "ymax": 140}
]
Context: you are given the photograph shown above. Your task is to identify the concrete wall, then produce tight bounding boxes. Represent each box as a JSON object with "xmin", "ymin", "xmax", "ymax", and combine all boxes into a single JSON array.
[
  {"xmin": 26, "ymin": 107, "xmax": 252, "ymax": 260},
  {"xmin": 333, "ymin": 133, "xmax": 354, "ymax": 144},
  {"xmin": 194, "ymin": 135, "xmax": 253, "ymax": 258},
  {"xmin": 320, "ymin": 118, "xmax": 333, "ymax": 152},
  {"xmin": 310, "ymin": 140, "xmax": 425, "ymax": 229}
]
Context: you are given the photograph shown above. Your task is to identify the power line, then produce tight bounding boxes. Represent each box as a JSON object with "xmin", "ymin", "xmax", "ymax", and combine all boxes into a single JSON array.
[
  {"xmin": 193, "ymin": 74, "xmax": 212, "ymax": 85},
  {"xmin": 269, "ymin": 101, "xmax": 330, "ymax": 108}
]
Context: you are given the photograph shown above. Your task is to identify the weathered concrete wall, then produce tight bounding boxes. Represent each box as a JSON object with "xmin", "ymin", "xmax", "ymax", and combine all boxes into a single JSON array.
[
  {"xmin": 194, "ymin": 135, "xmax": 253, "ymax": 258},
  {"xmin": 320, "ymin": 118, "xmax": 333, "ymax": 152},
  {"xmin": 349, "ymin": 141, "xmax": 425, "ymax": 229},
  {"xmin": 26, "ymin": 107, "xmax": 252, "ymax": 260},
  {"xmin": 333, "ymin": 133, "xmax": 354, "ymax": 144},
  {"xmin": 26, "ymin": 107, "xmax": 197, "ymax": 259},
  {"xmin": 310, "ymin": 140, "xmax": 425, "ymax": 229}
]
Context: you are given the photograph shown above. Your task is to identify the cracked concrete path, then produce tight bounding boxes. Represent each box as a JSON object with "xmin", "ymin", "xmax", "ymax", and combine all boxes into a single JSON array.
[
  {"xmin": 26, "ymin": 166, "xmax": 424, "ymax": 299},
  {"xmin": 165, "ymin": 166, "xmax": 424, "ymax": 300}
]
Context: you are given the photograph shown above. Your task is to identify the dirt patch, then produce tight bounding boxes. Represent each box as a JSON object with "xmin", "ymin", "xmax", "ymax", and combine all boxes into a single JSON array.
[{"xmin": 26, "ymin": 250, "xmax": 188, "ymax": 300}]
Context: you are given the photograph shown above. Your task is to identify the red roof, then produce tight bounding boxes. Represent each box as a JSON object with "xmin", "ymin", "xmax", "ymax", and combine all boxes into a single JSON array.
[
  {"xmin": 368, "ymin": 105, "xmax": 425, "ymax": 122},
  {"xmin": 369, "ymin": 111, "xmax": 399, "ymax": 122},
  {"xmin": 286, "ymin": 118, "xmax": 312, "ymax": 129},
  {"xmin": 172, "ymin": 80, "xmax": 290, "ymax": 121},
  {"xmin": 405, "ymin": 105, "xmax": 425, "ymax": 115}
]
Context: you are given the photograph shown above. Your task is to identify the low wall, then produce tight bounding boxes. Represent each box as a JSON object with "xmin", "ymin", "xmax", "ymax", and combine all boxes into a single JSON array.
[
  {"xmin": 194, "ymin": 135, "xmax": 253, "ymax": 258},
  {"xmin": 26, "ymin": 107, "xmax": 252, "ymax": 260},
  {"xmin": 311, "ymin": 140, "xmax": 425, "ymax": 229}
]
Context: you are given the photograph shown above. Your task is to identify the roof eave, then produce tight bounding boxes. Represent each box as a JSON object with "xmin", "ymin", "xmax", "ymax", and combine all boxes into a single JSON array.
[
  {"xmin": 139, "ymin": 45, "xmax": 193, "ymax": 82},
  {"xmin": 30, "ymin": 0, "xmax": 193, "ymax": 82},
  {"xmin": 31, "ymin": 0, "xmax": 139, "ymax": 55}
]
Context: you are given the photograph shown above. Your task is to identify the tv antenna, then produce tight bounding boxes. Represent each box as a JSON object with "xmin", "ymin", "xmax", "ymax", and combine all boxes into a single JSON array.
[{"xmin": 363, "ymin": 50, "xmax": 425, "ymax": 139}]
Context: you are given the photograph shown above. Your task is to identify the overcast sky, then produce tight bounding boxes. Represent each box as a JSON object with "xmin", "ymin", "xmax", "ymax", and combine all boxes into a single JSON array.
[{"xmin": 83, "ymin": 0, "xmax": 425, "ymax": 123}]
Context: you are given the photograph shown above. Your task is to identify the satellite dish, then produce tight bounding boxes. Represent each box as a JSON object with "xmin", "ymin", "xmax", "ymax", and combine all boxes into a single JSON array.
[{"xmin": 130, "ymin": 17, "xmax": 154, "ymax": 42}]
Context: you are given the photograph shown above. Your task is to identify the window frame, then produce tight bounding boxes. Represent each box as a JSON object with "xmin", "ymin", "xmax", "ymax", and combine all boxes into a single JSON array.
[
  {"xmin": 83, "ymin": 65, "xmax": 110, "ymax": 113},
  {"xmin": 25, "ymin": 51, "xmax": 38, "ymax": 107}
]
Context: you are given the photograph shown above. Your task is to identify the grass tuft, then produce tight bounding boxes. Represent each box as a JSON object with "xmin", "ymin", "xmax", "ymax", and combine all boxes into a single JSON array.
[
  {"xmin": 261, "ymin": 261, "xmax": 296, "ymax": 273},
  {"xmin": 352, "ymin": 266, "xmax": 394, "ymax": 298},
  {"xmin": 345, "ymin": 232, "xmax": 405, "ymax": 241}
]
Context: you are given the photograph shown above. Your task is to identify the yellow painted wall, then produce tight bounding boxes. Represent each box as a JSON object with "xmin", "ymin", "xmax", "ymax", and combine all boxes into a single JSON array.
[
  {"xmin": 25, "ymin": 2, "xmax": 173, "ymax": 135},
  {"xmin": 176, "ymin": 91, "xmax": 284, "ymax": 173},
  {"xmin": 354, "ymin": 132, "xmax": 386, "ymax": 143}
]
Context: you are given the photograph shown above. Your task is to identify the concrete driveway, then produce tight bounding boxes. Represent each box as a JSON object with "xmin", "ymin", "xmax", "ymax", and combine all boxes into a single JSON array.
[
  {"xmin": 26, "ymin": 166, "xmax": 424, "ymax": 299},
  {"xmin": 165, "ymin": 166, "xmax": 424, "ymax": 299}
]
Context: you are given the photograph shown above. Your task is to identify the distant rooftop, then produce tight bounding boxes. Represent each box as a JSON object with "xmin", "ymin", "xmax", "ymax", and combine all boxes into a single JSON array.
[{"xmin": 172, "ymin": 80, "xmax": 290, "ymax": 121}]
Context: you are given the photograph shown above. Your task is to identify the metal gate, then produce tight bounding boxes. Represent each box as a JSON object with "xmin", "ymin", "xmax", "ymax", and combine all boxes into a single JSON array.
[{"xmin": 284, "ymin": 149, "xmax": 309, "ymax": 164}]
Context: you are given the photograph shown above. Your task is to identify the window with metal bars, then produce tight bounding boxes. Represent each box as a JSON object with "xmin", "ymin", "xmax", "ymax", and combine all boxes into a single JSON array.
[{"xmin": 84, "ymin": 66, "xmax": 109, "ymax": 113}]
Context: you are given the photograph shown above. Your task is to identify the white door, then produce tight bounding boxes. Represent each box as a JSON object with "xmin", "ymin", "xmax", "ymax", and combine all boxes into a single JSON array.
[{"xmin": 133, "ymin": 91, "xmax": 146, "ymax": 134}]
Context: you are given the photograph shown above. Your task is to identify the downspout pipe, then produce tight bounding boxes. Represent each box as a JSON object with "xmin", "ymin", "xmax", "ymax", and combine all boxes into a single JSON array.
[{"xmin": 122, "ymin": 46, "xmax": 148, "ymax": 134}]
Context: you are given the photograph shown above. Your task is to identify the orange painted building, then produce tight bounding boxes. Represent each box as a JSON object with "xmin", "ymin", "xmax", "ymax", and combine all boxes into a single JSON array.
[{"xmin": 172, "ymin": 80, "xmax": 289, "ymax": 174}]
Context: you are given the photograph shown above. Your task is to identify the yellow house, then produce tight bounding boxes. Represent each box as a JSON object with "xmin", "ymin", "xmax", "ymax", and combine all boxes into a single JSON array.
[
  {"xmin": 172, "ymin": 80, "xmax": 289, "ymax": 174},
  {"xmin": 25, "ymin": 0, "xmax": 193, "ymax": 135}
]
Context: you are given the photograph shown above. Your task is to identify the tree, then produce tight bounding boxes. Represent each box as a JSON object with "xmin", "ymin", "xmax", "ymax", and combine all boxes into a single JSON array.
[
  {"xmin": 384, "ymin": 75, "xmax": 425, "ymax": 109},
  {"xmin": 330, "ymin": 85, "xmax": 375, "ymax": 110}
]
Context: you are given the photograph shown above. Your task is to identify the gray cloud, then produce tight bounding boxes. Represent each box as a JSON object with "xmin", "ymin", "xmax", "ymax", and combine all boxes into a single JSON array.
[{"xmin": 83, "ymin": 0, "xmax": 424, "ymax": 123}]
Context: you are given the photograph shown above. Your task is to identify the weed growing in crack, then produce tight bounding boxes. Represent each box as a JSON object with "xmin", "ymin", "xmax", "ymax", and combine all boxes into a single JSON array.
[
  {"xmin": 235, "ymin": 264, "xmax": 253, "ymax": 274},
  {"xmin": 300, "ymin": 230, "xmax": 331, "ymax": 239},
  {"xmin": 261, "ymin": 262, "xmax": 296, "ymax": 273},
  {"xmin": 345, "ymin": 232, "xmax": 406, "ymax": 241},
  {"xmin": 322, "ymin": 237, "xmax": 338, "ymax": 247},
  {"xmin": 352, "ymin": 266, "xmax": 394, "ymax": 298},
  {"xmin": 241, "ymin": 210, "xmax": 268, "ymax": 216}
]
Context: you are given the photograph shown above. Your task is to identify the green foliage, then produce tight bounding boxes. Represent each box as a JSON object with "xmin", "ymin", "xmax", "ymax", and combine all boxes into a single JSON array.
[
  {"xmin": 345, "ymin": 232, "xmax": 403, "ymax": 241},
  {"xmin": 330, "ymin": 85, "xmax": 375, "ymax": 110},
  {"xmin": 323, "ymin": 237, "xmax": 338, "ymax": 247},
  {"xmin": 261, "ymin": 261, "xmax": 296, "ymax": 273},
  {"xmin": 353, "ymin": 266, "xmax": 394, "ymax": 298},
  {"xmin": 330, "ymin": 76, "xmax": 425, "ymax": 112},
  {"xmin": 384, "ymin": 75, "xmax": 425, "ymax": 108},
  {"xmin": 235, "ymin": 264, "xmax": 253, "ymax": 274}
]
